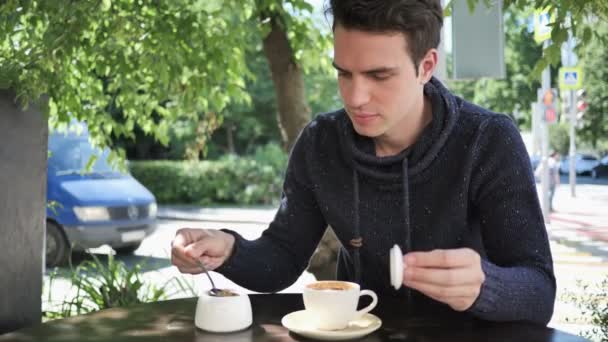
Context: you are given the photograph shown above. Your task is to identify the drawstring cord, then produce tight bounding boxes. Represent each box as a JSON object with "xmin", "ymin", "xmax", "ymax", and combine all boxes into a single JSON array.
[
  {"xmin": 351, "ymin": 169, "xmax": 362, "ymax": 283},
  {"xmin": 402, "ymin": 158, "xmax": 412, "ymax": 310}
]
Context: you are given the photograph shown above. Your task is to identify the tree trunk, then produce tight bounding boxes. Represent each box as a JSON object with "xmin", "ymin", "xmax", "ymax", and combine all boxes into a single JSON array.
[
  {"xmin": 261, "ymin": 16, "xmax": 311, "ymax": 151},
  {"xmin": 0, "ymin": 90, "xmax": 46, "ymax": 333},
  {"xmin": 226, "ymin": 124, "xmax": 236, "ymax": 154},
  {"xmin": 260, "ymin": 14, "xmax": 339, "ymax": 281}
]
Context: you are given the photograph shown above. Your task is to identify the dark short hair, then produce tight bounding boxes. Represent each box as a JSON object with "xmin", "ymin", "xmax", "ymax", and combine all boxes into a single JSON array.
[{"xmin": 326, "ymin": 0, "xmax": 443, "ymax": 70}]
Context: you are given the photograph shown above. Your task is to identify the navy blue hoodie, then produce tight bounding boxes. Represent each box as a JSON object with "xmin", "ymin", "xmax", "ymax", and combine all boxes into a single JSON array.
[{"xmin": 217, "ymin": 77, "xmax": 556, "ymax": 325}]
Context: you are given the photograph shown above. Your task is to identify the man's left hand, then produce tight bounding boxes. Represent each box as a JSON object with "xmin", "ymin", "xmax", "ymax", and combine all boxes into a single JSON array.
[{"xmin": 402, "ymin": 248, "xmax": 485, "ymax": 311}]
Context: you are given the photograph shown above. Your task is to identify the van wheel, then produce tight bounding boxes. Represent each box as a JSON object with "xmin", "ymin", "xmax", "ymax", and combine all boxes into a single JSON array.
[
  {"xmin": 114, "ymin": 243, "xmax": 141, "ymax": 255},
  {"xmin": 46, "ymin": 222, "xmax": 69, "ymax": 268}
]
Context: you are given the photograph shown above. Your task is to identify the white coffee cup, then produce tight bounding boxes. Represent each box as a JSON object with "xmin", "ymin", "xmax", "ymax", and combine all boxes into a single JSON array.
[{"xmin": 303, "ymin": 281, "xmax": 378, "ymax": 331}]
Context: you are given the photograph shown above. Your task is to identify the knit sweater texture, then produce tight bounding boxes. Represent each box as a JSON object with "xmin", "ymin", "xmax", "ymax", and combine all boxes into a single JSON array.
[{"xmin": 217, "ymin": 77, "xmax": 556, "ymax": 325}]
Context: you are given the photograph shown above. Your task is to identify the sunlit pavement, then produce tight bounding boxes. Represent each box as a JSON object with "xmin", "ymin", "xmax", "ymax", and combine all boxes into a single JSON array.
[{"xmin": 539, "ymin": 181, "xmax": 608, "ymax": 337}]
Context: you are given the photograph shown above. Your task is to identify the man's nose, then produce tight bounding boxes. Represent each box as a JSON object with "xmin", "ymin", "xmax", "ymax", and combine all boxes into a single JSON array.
[{"xmin": 343, "ymin": 77, "xmax": 371, "ymax": 108}]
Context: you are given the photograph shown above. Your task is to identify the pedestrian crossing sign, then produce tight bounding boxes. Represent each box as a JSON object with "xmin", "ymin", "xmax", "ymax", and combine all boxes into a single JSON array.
[
  {"xmin": 559, "ymin": 67, "xmax": 583, "ymax": 90},
  {"xmin": 534, "ymin": 9, "xmax": 553, "ymax": 44}
]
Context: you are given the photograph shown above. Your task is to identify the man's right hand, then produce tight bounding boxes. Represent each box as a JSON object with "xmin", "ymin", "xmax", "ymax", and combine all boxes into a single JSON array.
[{"xmin": 171, "ymin": 228, "xmax": 236, "ymax": 274}]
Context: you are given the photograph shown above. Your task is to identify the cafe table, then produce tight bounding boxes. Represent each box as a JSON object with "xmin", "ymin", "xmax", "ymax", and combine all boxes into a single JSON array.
[{"xmin": 0, "ymin": 294, "xmax": 589, "ymax": 341}]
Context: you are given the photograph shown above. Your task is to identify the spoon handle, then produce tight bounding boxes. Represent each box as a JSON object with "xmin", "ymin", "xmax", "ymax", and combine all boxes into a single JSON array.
[{"xmin": 195, "ymin": 259, "xmax": 218, "ymax": 292}]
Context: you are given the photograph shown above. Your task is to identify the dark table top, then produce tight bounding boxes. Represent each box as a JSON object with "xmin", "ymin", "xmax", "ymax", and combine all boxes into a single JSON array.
[{"xmin": 0, "ymin": 294, "xmax": 589, "ymax": 341}]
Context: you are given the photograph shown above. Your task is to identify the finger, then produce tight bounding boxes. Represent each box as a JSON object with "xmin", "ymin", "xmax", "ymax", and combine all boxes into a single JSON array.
[
  {"xmin": 448, "ymin": 297, "xmax": 478, "ymax": 311},
  {"xmin": 176, "ymin": 265, "xmax": 204, "ymax": 274},
  {"xmin": 171, "ymin": 228, "xmax": 201, "ymax": 259},
  {"xmin": 404, "ymin": 248, "xmax": 480, "ymax": 268},
  {"xmin": 201, "ymin": 257, "xmax": 223, "ymax": 271},
  {"xmin": 184, "ymin": 238, "xmax": 215, "ymax": 259},
  {"xmin": 404, "ymin": 280, "xmax": 481, "ymax": 301},
  {"xmin": 172, "ymin": 249, "xmax": 198, "ymax": 269},
  {"xmin": 172, "ymin": 228, "xmax": 200, "ymax": 248},
  {"xmin": 404, "ymin": 266, "xmax": 483, "ymax": 286},
  {"xmin": 172, "ymin": 247, "xmax": 219, "ymax": 269}
]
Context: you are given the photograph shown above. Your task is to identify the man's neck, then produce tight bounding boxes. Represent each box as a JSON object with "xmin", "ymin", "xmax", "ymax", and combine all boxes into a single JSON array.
[{"xmin": 374, "ymin": 96, "xmax": 433, "ymax": 157}]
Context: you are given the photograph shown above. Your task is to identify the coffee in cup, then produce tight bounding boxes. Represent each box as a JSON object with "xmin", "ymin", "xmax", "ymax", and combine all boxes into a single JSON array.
[
  {"xmin": 303, "ymin": 280, "xmax": 378, "ymax": 331},
  {"xmin": 306, "ymin": 281, "xmax": 353, "ymax": 291}
]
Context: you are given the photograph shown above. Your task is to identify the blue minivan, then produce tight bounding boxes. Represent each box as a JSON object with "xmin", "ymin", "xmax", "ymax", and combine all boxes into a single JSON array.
[{"xmin": 46, "ymin": 124, "xmax": 157, "ymax": 267}]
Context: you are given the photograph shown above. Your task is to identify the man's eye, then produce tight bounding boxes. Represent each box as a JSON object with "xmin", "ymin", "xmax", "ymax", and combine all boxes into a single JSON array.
[
  {"xmin": 371, "ymin": 74, "xmax": 390, "ymax": 81},
  {"xmin": 337, "ymin": 71, "xmax": 350, "ymax": 78}
]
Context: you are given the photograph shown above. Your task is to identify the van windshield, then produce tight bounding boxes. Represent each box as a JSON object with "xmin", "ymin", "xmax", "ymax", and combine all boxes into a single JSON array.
[{"xmin": 48, "ymin": 134, "xmax": 116, "ymax": 176}]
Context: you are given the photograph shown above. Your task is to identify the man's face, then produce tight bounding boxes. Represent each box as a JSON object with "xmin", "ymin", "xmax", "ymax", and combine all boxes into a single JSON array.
[{"xmin": 333, "ymin": 25, "xmax": 430, "ymax": 138}]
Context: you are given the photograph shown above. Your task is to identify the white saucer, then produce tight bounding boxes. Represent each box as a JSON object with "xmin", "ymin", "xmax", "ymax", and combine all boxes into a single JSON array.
[{"xmin": 281, "ymin": 310, "xmax": 382, "ymax": 341}]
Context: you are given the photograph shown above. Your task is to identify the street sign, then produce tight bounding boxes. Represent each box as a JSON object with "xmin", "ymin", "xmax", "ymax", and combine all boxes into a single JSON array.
[
  {"xmin": 559, "ymin": 67, "xmax": 583, "ymax": 90},
  {"xmin": 534, "ymin": 9, "xmax": 552, "ymax": 44},
  {"xmin": 451, "ymin": 0, "xmax": 505, "ymax": 79}
]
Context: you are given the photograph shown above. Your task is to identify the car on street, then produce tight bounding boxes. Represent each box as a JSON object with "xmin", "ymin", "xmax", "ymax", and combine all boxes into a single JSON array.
[
  {"xmin": 592, "ymin": 155, "xmax": 608, "ymax": 179},
  {"xmin": 46, "ymin": 123, "xmax": 157, "ymax": 267},
  {"xmin": 559, "ymin": 154, "xmax": 600, "ymax": 175},
  {"xmin": 530, "ymin": 155, "xmax": 541, "ymax": 171}
]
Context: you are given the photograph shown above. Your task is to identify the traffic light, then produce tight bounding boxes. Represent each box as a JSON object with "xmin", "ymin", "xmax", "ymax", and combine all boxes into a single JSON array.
[
  {"xmin": 576, "ymin": 89, "xmax": 587, "ymax": 121},
  {"xmin": 542, "ymin": 88, "xmax": 557, "ymax": 124}
]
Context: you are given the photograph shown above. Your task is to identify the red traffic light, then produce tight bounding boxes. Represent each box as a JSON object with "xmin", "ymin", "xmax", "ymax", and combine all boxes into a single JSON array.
[
  {"xmin": 545, "ymin": 108, "xmax": 556, "ymax": 123},
  {"xmin": 577, "ymin": 100, "xmax": 587, "ymax": 112}
]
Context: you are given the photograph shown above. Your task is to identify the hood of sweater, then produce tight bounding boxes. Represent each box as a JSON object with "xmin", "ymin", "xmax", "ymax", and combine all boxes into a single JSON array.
[{"xmin": 336, "ymin": 77, "xmax": 461, "ymax": 292}]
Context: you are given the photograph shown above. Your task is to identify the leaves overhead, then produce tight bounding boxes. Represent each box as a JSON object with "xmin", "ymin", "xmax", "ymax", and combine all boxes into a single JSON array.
[
  {"xmin": 469, "ymin": 0, "xmax": 608, "ymax": 79},
  {"xmin": 1, "ymin": 1, "xmax": 257, "ymax": 159},
  {"xmin": 0, "ymin": 0, "xmax": 330, "ymax": 163}
]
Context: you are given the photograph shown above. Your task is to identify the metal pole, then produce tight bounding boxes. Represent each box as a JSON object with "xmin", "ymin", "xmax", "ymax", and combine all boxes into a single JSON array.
[
  {"xmin": 540, "ymin": 41, "xmax": 551, "ymax": 222},
  {"xmin": 531, "ymin": 102, "xmax": 539, "ymax": 156},
  {"xmin": 569, "ymin": 89, "xmax": 577, "ymax": 197}
]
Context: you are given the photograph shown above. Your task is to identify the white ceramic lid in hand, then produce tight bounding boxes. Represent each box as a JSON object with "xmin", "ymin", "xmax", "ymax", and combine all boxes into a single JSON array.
[{"xmin": 390, "ymin": 244, "xmax": 403, "ymax": 290}]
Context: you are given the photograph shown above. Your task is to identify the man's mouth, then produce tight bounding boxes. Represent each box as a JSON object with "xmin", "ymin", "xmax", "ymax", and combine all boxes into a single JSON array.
[{"xmin": 352, "ymin": 112, "xmax": 380, "ymax": 125}]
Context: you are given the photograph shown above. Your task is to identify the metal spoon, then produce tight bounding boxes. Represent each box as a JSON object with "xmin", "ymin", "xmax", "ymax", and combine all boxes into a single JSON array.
[{"xmin": 194, "ymin": 259, "xmax": 221, "ymax": 296}]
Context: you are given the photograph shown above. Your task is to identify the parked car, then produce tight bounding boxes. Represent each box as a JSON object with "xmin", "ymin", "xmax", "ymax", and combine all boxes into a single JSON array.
[
  {"xmin": 559, "ymin": 154, "xmax": 600, "ymax": 175},
  {"xmin": 591, "ymin": 155, "xmax": 608, "ymax": 179},
  {"xmin": 46, "ymin": 124, "xmax": 157, "ymax": 267}
]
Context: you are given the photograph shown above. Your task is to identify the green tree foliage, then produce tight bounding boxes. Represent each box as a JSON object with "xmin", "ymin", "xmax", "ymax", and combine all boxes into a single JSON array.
[
  {"xmin": 468, "ymin": 0, "xmax": 608, "ymax": 78},
  {"xmin": 0, "ymin": 0, "xmax": 255, "ymax": 162},
  {"xmin": 577, "ymin": 20, "xmax": 608, "ymax": 150},
  {"xmin": 0, "ymin": 0, "xmax": 331, "ymax": 161},
  {"xmin": 198, "ymin": 46, "xmax": 339, "ymax": 157},
  {"xmin": 459, "ymin": 1, "xmax": 607, "ymax": 149},
  {"xmin": 549, "ymin": 122, "xmax": 570, "ymax": 155},
  {"xmin": 209, "ymin": 47, "xmax": 282, "ymax": 157}
]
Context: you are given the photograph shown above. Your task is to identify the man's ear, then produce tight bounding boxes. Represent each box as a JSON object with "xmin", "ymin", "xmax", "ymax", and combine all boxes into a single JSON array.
[{"xmin": 418, "ymin": 48, "xmax": 438, "ymax": 84}]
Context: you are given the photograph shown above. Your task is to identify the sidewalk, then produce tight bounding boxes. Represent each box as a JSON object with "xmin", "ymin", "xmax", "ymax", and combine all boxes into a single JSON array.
[
  {"xmin": 548, "ymin": 184, "xmax": 608, "ymax": 248},
  {"xmin": 158, "ymin": 205, "xmax": 276, "ymax": 224},
  {"xmin": 541, "ymin": 184, "xmax": 608, "ymax": 338}
]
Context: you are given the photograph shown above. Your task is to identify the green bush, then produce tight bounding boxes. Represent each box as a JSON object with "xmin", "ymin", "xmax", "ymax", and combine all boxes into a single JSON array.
[
  {"xmin": 130, "ymin": 143, "xmax": 288, "ymax": 205},
  {"xmin": 43, "ymin": 253, "xmax": 197, "ymax": 320},
  {"xmin": 562, "ymin": 277, "xmax": 608, "ymax": 341}
]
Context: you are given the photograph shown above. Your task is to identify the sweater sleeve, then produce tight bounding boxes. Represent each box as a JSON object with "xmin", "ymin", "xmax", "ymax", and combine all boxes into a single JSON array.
[
  {"xmin": 465, "ymin": 115, "xmax": 556, "ymax": 325},
  {"xmin": 215, "ymin": 122, "xmax": 328, "ymax": 293}
]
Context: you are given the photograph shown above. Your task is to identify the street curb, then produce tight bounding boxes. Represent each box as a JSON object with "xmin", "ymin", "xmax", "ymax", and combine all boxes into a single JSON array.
[
  {"xmin": 157, "ymin": 214, "xmax": 271, "ymax": 225},
  {"xmin": 157, "ymin": 206, "xmax": 276, "ymax": 225}
]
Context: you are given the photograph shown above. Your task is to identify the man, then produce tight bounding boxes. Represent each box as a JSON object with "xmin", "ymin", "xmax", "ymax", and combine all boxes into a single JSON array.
[
  {"xmin": 547, "ymin": 151, "xmax": 561, "ymax": 212},
  {"xmin": 535, "ymin": 151, "xmax": 560, "ymax": 212},
  {"xmin": 172, "ymin": 0, "xmax": 555, "ymax": 325}
]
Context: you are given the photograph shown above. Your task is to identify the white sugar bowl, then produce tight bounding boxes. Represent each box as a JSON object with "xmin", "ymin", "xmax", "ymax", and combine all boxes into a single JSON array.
[{"xmin": 195, "ymin": 289, "xmax": 253, "ymax": 333}]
